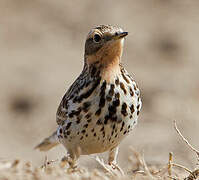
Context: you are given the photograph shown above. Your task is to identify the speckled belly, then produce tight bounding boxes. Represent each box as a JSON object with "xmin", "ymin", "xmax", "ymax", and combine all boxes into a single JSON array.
[{"xmin": 57, "ymin": 75, "xmax": 141, "ymax": 155}]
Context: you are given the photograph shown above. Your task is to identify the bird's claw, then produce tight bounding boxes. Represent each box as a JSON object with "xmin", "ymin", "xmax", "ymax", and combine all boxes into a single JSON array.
[
  {"xmin": 60, "ymin": 155, "xmax": 77, "ymax": 171},
  {"xmin": 109, "ymin": 162, "xmax": 124, "ymax": 175}
]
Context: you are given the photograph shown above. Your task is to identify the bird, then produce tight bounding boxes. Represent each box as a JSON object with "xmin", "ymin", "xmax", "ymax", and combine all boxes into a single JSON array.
[{"xmin": 35, "ymin": 25, "xmax": 142, "ymax": 169}]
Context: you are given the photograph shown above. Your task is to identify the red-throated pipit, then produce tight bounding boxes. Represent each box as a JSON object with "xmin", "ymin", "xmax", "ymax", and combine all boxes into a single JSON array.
[{"xmin": 35, "ymin": 25, "xmax": 142, "ymax": 169}]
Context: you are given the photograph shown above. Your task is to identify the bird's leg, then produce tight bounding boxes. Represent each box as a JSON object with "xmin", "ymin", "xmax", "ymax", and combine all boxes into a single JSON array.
[
  {"xmin": 60, "ymin": 147, "xmax": 81, "ymax": 170},
  {"xmin": 108, "ymin": 146, "xmax": 119, "ymax": 168},
  {"xmin": 60, "ymin": 152, "xmax": 78, "ymax": 170},
  {"xmin": 108, "ymin": 146, "xmax": 124, "ymax": 174}
]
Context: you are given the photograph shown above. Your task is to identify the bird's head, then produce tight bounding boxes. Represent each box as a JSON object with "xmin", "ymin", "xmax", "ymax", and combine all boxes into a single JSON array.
[{"xmin": 84, "ymin": 25, "xmax": 128, "ymax": 68}]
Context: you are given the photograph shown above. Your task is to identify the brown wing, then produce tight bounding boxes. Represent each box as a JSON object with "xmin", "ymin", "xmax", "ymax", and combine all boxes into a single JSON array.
[
  {"xmin": 56, "ymin": 64, "xmax": 90, "ymax": 125},
  {"xmin": 56, "ymin": 62, "xmax": 103, "ymax": 126}
]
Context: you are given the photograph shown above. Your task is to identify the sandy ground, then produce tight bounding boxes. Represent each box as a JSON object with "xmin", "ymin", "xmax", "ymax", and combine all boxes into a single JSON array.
[{"xmin": 1, "ymin": 0, "xmax": 199, "ymax": 179}]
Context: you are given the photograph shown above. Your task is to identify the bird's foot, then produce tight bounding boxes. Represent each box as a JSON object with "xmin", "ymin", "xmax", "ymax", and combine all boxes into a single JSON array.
[
  {"xmin": 40, "ymin": 156, "xmax": 58, "ymax": 170},
  {"xmin": 108, "ymin": 162, "xmax": 124, "ymax": 175},
  {"xmin": 95, "ymin": 156, "xmax": 124, "ymax": 176},
  {"xmin": 60, "ymin": 155, "xmax": 78, "ymax": 172}
]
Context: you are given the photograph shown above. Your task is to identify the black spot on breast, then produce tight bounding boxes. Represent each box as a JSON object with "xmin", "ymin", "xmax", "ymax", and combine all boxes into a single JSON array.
[
  {"xmin": 97, "ymin": 118, "xmax": 103, "ymax": 125},
  {"xmin": 120, "ymin": 82, "xmax": 127, "ymax": 94},
  {"xmin": 130, "ymin": 104, "xmax": 135, "ymax": 113},
  {"xmin": 121, "ymin": 71, "xmax": 130, "ymax": 84},
  {"xmin": 120, "ymin": 121, "xmax": 125, "ymax": 132},
  {"xmin": 106, "ymin": 96, "xmax": 112, "ymax": 101},
  {"xmin": 135, "ymin": 90, "xmax": 140, "ymax": 96},
  {"xmin": 109, "ymin": 84, "xmax": 115, "ymax": 96},
  {"xmin": 99, "ymin": 81, "xmax": 106, "ymax": 108},
  {"xmin": 111, "ymin": 130, "xmax": 114, "ymax": 136},
  {"xmin": 117, "ymin": 118, "xmax": 122, "ymax": 123},
  {"xmin": 75, "ymin": 107, "xmax": 82, "ymax": 115},
  {"xmin": 103, "ymin": 131, "xmax": 105, "ymax": 138},
  {"xmin": 121, "ymin": 103, "xmax": 128, "ymax": 116},
  {"xmin": 81, "ymin": 129, "xmax": 86, "ymax": 134},
  {"xmin": 76, "ymin": 117, "xmax": 81, "ymax": 124},
  {"xmin": 137, "ymin": 110, "xmax": 140, "ymax": 116},
  {"xmin": 66, "ymin": 131, "xmax": 71, "ymax": 135},
  {"xmin": 104, "ymin": 115, "xmax": 109, "ymax": 124},
  {"xmin": 85, "ymin": 113, "xmax": 92, "ymax": 119},
  {"xmin": 111, "ymin": 116, "xmax": 117, "ymax": 122},
  {"xmin": 113, "ymin": 99, "xmax": 120, "ymax": 107},
  {"xmin": 95, "ymin": 108, "xmax": 101, "ymax": 116},
  {"xmin": 108, "ymin": 103, "xmax": 117, "ymax": 122},
  {"xmin": 65, "ymin": 122, "xmax": 72, "ymax": 130},
  {"xmin": 68, "ymin": 107, "xmax": 81, "ymax": 118},
  {"xmin": 59, "ymin": 128, "xmax": 62, "ymax": 134},
  {"xmin": 69, "ymin": 111, "xmax": 75, "ymax": 118},
  {"xmin": 115, "ymin": 92, "xmax": 120, "ymax": 99},
  {"xmin": 112, "ymin": 93, "xmax": 120, "ymax": 107},
  {"xmin": 87, "ymin": 119, "xmax": 92, "ymax": 123},
  {"xmin": 100, "ymin": 81, "xmax": 107, "ymax": 94},
  {"xmin": 99, "ymin": 97, "xmax": 105, "ymax": 108},
  {"xmin": 100, "ymin": 126, "xmax": 104, "ymax": 132},
  {"xmin": 115, "ymin": 78, "xmax": 119, "ymax": 86},
  {"xmin": 82, "ymin": 101, "xmax": 91, "ymax": 112},
  {"xmin": 84, "ymin": 124, "xmax": 88, "ymax": 128},
  {"xmin": 108, "ymin": 104, "xmax": 117, "ymax": 115},
  {"xmin": 137, "ymin": 104, "xmax": 140, "ymax": 115},
  {"xmin": 129, "ymin": 87, "xmax": 134, "ymax": 96}
]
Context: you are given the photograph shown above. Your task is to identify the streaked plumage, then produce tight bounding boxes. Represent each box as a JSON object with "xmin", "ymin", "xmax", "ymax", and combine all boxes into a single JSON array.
[{"xmin": 35, "ymin": 25, "xmax": 142, "ymax": 168}]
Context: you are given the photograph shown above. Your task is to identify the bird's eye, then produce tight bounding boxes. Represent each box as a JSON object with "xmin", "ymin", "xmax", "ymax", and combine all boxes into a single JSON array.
[{"xmin": 93, "ymin": 34, "xmax": 101, "ymax": 43}]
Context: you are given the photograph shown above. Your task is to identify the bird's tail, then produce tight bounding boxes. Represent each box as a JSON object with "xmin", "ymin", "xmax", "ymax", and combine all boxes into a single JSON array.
[{"xmin": 35, "ymin": 131, "xmax": 59, "ymax": 151}]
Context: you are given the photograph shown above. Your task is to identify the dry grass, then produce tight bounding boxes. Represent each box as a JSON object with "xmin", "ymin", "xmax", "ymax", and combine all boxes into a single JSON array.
[{"xmin": 0, "ymin": 120, "xmax": 198, "ymax": 180}]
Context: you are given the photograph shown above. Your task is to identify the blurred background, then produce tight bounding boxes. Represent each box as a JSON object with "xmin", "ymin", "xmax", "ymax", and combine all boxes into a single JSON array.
[{"xmin": 0, "ymin": 0, "xmax": 199, "ymax": 169}]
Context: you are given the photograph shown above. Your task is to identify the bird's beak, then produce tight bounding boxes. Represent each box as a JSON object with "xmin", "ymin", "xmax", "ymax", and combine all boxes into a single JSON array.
[{"xmin": 113, "ymin": 32, "xmax": 128, "ymax": 40}]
